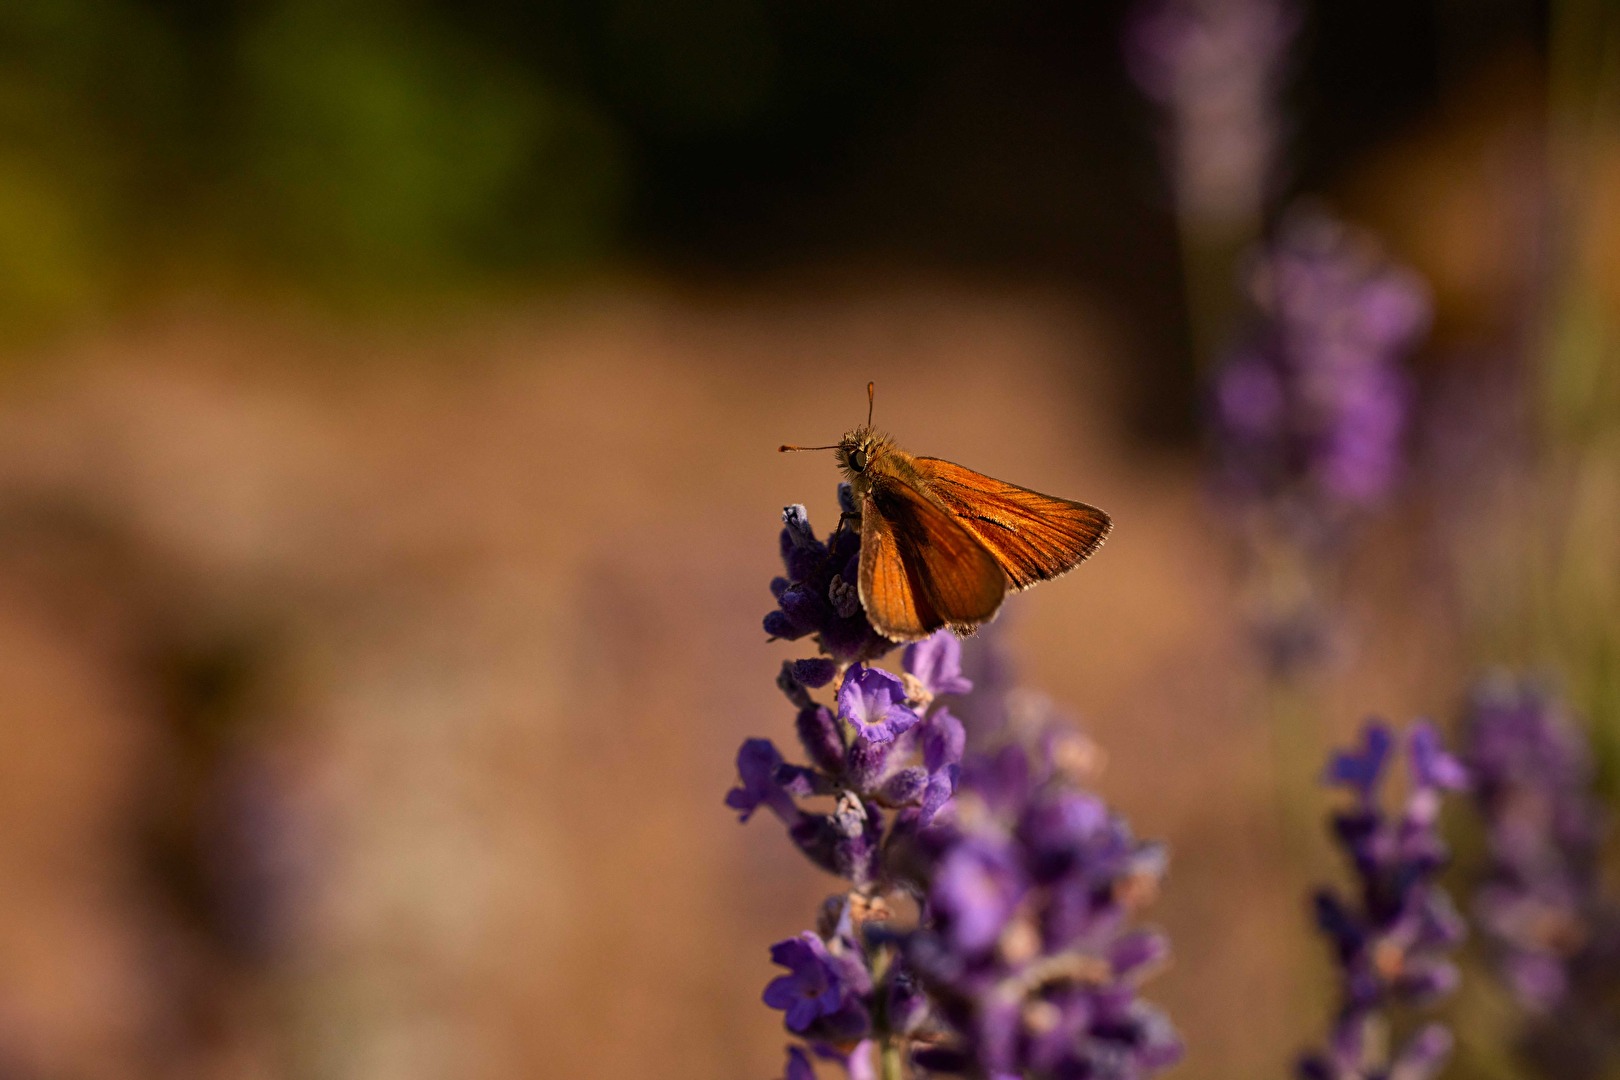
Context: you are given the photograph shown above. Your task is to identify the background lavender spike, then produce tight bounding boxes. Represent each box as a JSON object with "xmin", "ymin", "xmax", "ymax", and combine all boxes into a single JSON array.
[
  {"xmin": 1462, "ymin": 675, "xmax": 1620, "ymax": 1079},
  {"xmin": 1211, "ymin": 211, "xmax": 1429, "ymax": 529},
  {"xmin": 1126, "ymin": 0, "xmax": 1298, "ymax": 241},
  {"xmin": 1125, "ymin": 0, "xmax": 1301, "ymax": 372},
  {"xmin": 1210, "ymin": 209, "xmax": 1430, "ymax": 674}
]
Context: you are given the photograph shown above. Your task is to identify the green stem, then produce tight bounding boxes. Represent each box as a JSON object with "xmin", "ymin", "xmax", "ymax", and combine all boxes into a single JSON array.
[
  {"xmin": 1259, "ymin": 670, "xmax": 1335, "ymax": 1052},
  {"xmin": 1539, "ymin": 0, "xmax": 1620, "ymax": 781},
  {"xmin": 879, "ymin": 1039, "xmax": 905, "ymax": 1080},
  {"xmin": 1262, "ymin": 675, "xmax": 1320, "ymax": 869}
]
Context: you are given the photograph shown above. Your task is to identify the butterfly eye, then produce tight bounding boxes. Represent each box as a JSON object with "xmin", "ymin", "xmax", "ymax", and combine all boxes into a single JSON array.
[{"xmin": 849, "ymin": 448, "xmax": 868, "ymax": 472}]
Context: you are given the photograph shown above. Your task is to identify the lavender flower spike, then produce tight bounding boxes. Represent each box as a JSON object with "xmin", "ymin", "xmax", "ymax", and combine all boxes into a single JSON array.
[
  {"xmin": 1300, "ymin": 720, "xmax": 1469, "ymax": 1080},
  {"xmin": 1208, "ymin": 210, "xmax": 1431, "ymax": 673},
  {"xmin": 734, "ymin": 489, "xmax": 1175, "ymax": 1079}
]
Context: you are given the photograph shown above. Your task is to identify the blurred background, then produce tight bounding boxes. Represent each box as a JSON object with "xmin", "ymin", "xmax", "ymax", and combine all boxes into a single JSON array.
[{"xmin": 0, "ymin": 0, "xmax": 1616, "ymax": 1078}]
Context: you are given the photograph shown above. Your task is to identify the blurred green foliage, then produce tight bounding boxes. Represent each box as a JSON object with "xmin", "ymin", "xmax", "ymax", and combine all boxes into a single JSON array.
[
  {"xmin": 0, "ymin": 0, "xmax": 957, "ymax": 321},
  {"xmin": 239, "ymin": 1, "xmax": 623, "ymax": 280},
  {"xmin": 0, "ymin": 0, "xmax": 633, "ymax": 321},
  {"xmin": 0, "ymin": 0, "xmax": 1169, "ymax": 327}
]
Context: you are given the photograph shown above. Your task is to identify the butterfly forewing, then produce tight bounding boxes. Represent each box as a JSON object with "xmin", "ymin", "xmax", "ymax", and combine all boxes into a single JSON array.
[
  {"xmin": 913, "ymin": 457, "xmax": 1111, "ymax": 590},
  {"xmin": 858, "ymin": 504, "xmax": 936, "ymax": 640},
  {"xmin": 859, "ymin": 480, "xmax": 1006, "ymax": 641}
]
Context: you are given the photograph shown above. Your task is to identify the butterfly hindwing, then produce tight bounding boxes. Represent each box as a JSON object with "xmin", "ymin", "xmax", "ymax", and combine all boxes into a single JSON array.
[
  {"xmin": 859, "ymin": 479, "xmax": 1006, "ymax": 640},
  {"xmin": 912, "ymin": 457, "xmax": 1111, "ymax": 590}
]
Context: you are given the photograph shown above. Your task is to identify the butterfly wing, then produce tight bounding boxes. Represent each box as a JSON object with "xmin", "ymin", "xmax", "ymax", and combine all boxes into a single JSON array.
[
  {"xmin": 913, "ymin": 457, "xmax": 1111, "ymax": 590},
  {"xmin": 859, "ymin": 478, "xmax": 1007, "ymax": 641}
]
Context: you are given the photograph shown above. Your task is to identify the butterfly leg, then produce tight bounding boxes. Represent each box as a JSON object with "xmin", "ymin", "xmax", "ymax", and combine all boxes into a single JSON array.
[{"xmin": 830, "ymin": 510, "xmax": 862, "ymax": 548}]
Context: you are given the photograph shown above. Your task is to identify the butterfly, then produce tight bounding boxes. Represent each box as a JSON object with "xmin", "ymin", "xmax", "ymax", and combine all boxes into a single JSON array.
[{"xmin": 782, "ymin": 383, "xmax": 1111, "ymax": 642}]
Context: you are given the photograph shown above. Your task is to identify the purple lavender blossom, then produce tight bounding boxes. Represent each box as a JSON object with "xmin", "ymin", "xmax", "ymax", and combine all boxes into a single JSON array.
[
  {"xmin": 726, "ymin": 738, "xmax": 803, "ymax": 824},
  {"xmin": 903, "ymin": 632, "xmax": 973, "ymax": 700},
  {"xmin": 1211, "ymin": 211, "xmax": 1430, "ymax": 531},
  {"xmin": 928, "ymin": 837, "xmax": 1028, "ymax": 957},
  {"xmin": 764, "ymin": 931, "xmax": 874, "ymax": 1041},
  {"xmin": 790, "ymin": 793, "xmax": 886, "ymax": 888},
  {"xmin": 1299, "ymin": 720, "xmax": 1468, "ymax": 1080},
  {"xmin": 1299, "ymin": 1021, "xmax": 1454, "ymax": 1080},
  {"xmin": 781, "ymin": 1045, "xmax": 816, "ymax": 1080},
  {"xmin": 839, "ymin": 665, "xmax": 921, "ymax": 745},
  {"xmin": 778, "ymin": 1040, "xmax": 878, "ymax": 1080}
]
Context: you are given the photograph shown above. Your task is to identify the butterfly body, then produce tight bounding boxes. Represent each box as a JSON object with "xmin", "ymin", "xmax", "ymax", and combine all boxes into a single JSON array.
[{"xmin": 828, "ymin": 423, "xmax": 1111, "ymax": 642}]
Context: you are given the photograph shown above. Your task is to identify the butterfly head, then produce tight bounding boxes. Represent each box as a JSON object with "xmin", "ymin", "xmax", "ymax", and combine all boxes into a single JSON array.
[{"xmin": 836, "ymin": 427, "xmax": 893, "ymax": 485}]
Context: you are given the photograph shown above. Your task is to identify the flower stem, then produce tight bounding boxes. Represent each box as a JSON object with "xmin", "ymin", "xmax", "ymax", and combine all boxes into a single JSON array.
[
  {"xmin": 1260, "ymin": 674, "xmax": 1332, "ymax": 1043},
  {"xmin": 879, "ymin": 1039, "xmax": 905, "ymax": 1080}
]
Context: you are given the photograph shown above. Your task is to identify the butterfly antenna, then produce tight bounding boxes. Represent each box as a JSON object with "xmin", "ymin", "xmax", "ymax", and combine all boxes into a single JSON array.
[
  {"xmin": 779, "ymin": 443, "xmax": 839, "ymax": 453},
  {"xmin": 866, "ymin": 381, "xmax": 876, "ymax": 427}
]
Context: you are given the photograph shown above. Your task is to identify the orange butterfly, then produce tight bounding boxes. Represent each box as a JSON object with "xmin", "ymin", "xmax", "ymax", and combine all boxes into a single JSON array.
[{"xmin": 782, "ymin": 383, "xmax": 1111, "ymax": 642}]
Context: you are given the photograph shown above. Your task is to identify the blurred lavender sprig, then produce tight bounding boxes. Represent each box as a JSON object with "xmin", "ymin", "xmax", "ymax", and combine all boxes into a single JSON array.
[
  {"xmin": 1127, "ymin": 0, "xmax": 1298, "ymax": 240},
  {"xmin": 1211, "ymin": 211, "xmax": 1430, "ymax": 539},
  {"xmin": 1127, "ymin": 0, "xmax": 1301, "ymax": 375},
  {"xmin": 732, "ymin": 489, "xmax": 1179, "ymax": 1079},
  {"xmin": 1299, "ymin": 720, "xmax": 1469, "ymax": 1080},
  {"xmin": 1128, "ymin": 0, "xmax": 1429, "ymax": 682},
  {"xmin": 1211, "ymin": 211, "xmax": 1431, "ymax": 673},
  {"xmin": 1462, "ymin": 675, "xmax": 1620, "ymax": 1077},
  {"xmin": 1463, "ymin": 676, "xmax": 1605, "ymax": 1011}
]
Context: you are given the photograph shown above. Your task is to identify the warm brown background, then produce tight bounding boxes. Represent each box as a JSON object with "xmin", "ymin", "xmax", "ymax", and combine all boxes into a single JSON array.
[{"xmin": 0, "ymin": 279, "xmax": 1475, "ymax": 1079}]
